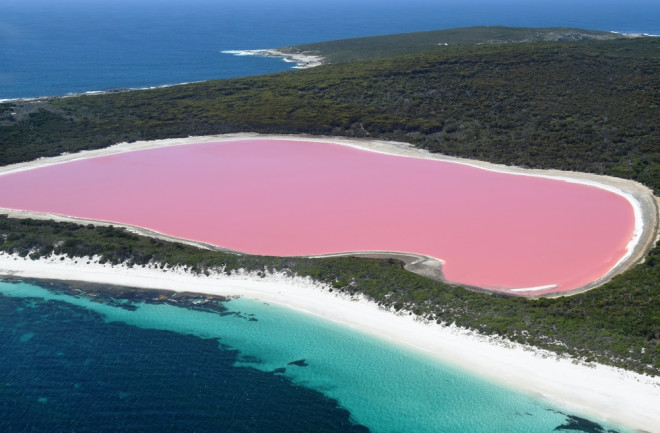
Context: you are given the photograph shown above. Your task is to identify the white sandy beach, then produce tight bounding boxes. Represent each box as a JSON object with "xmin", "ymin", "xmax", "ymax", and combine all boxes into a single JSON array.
[
  {"xmin": 0, "ymin": 251, "xmax": 658, "ymax": 432},
  {"xmin": 1, "ymin": 133, "xmax": 659, "ymax": 431}
]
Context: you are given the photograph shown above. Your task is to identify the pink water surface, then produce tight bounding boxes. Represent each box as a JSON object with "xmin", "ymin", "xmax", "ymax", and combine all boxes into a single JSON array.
[{"xmin": 0, "ymin": 139, "xmax": 635, "ymax": 295}]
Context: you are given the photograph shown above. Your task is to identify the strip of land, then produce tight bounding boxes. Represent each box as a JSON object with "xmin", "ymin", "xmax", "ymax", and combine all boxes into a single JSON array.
[
  {"xmin": 0, "ymin": 251, "xmax": 658, "ymax": 432},
  {"xmin": 273, "ymin": 26, "xmax": 628, "ymax": 65},
  {"xmin": 0, "ymin": 133, "xmax": 656, "ymax": 297}
]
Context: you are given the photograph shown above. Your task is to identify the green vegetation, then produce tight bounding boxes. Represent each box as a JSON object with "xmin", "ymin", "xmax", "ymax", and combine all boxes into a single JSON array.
[
  {"xmin": 281, "ymin": 26, "xmax": 624, "ymax": 64},
  {"xmin": 2, "ymin": 38, "xmax": 658, "ymax": 190},
  {"xmin": 1, "ymin": 215, "xmax": 658, "ymax": 375},
  {"xmin": 0, "ymin": 28, "xmax": 658, "ymax": 375}
]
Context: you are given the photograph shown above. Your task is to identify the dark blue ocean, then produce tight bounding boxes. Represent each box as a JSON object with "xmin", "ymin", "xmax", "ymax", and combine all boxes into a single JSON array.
[{"xmin": 1, "ymin": 0, "xmax": 659, "ymax": 100}]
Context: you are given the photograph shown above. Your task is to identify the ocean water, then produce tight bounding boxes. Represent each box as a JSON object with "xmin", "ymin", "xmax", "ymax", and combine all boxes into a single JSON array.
[
  {"xmin": 2, "ymin": 0, "xmax": 660, "ymax": 100},
  {"xmin": 0, "ymin": 279, "xmax": 632, "ymax": 433}
]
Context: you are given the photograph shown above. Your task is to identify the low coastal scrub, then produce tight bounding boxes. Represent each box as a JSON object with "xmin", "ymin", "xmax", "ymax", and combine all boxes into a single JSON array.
[
  {"xmin": 0, "ymin": 30, "xmax": 658, "ymax": 377},
  {"xmin": 1, "ymin": 37, "xmax": 659, "ymax": 190},
  {"xmin": 1, "ymin": 216, "xmax": 658, "ymax": 376},
  {"xmin": 281, "ymin": 26, "xmax": 623, "ymax": 64}
]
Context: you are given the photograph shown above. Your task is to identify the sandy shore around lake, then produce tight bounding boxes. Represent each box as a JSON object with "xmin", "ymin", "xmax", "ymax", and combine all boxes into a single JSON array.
[
  {"xmin": 0, "ymin": 132, "xmax": 657, "ymax": 297},
  {"xmin": 0, "ymin": 251, "xmax": 658, "ymax": 432}
]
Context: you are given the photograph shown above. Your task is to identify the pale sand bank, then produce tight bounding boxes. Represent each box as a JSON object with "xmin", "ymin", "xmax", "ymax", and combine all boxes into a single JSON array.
[
  {"xmin": 0, "ymin": 133, "xmax": 657, "ymax": 296},
  {"xmin": 0, "ymin": 251, "xmax": 658, "ymax": 433},
  {"xmin": 221, "ymin": 49, "xmax": 324, "ymax": 69}
]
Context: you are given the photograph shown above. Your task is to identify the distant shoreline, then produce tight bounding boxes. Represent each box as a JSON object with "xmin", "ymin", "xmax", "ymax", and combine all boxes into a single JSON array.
[
  {"xmin": 611, "ymin": 30, "xmax": 660, "ymax": 37},
  {"xmin": 0, "ymin": 81, "xmax": 205, "ymax": 104},
  {"xmin": 221, "ymin": 49, "xmax": 324, "ymax": 69},
  {"xmin": 0, "ymin": 51, "xmax": 320, "ymax": 104},
  {"xmin": 0, "ymin": 50, "xmax": 322, "ymax": 104},
  {"xmin": 3, "ymin": 28, "xmax": 657, "ymax": 103}
]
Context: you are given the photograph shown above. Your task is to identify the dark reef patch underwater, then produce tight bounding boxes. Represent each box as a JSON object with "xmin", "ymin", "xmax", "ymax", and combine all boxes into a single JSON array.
[
  {"xmin": 0, "ymin": 281, "xmax": 368, "ymax": 433},
  {"xmin": 0, "ymin": 279, "xmax": 630, "ymax": 433}
]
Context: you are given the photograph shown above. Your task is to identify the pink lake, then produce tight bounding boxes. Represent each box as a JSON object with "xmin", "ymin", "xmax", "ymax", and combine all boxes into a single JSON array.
[{"xmin": 0, "ymin": 139, "xmax": 636, "ymax": 295}]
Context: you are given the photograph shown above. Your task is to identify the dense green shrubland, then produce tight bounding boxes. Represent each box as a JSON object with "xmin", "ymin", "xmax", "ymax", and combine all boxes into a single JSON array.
[
  {"xmin": 1, "ymin": 216, "xmax": 658, "ymax": 375},
  {"xmin": 1, "ymin": 38, "xmax": 658, "ymax": 189},
  {"xmin": 282, "ymin": 26, "xmax": 622, "ymax": 63},
  {"xmin": 0, "ymin": 32, "xmax": 658, "ymax": 375}
]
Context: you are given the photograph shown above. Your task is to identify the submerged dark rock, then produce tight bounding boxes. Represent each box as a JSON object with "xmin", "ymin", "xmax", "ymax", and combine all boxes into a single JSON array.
[
  {"xmin": 554, "ymin": 414, "xmax": 618, "ymax": 433},
  {"xmin": 3, "ymin": 277, "xmax": 232, "ymax": 314}
]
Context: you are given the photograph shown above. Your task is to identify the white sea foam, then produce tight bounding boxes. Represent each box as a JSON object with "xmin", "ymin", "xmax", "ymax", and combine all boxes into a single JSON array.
[
  {"xmin": 222, "ymin": 48, "xmax": 324, "ymax": 69},
  {"xmin": 610, "ymin": 30, "xmax": 660, "ymax": 38},
  {"xmin": 220, "ymin": 50, "xmax": 259, "ymax": 56}
]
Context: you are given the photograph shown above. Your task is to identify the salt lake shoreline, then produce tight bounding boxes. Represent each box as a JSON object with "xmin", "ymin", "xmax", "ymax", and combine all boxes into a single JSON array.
[
  {"xmin": 1, "ymin": 133, "xmax": 659, "ymax": 431},
  {"xmin": 0, "ymin": 133, "xmax": 657, "ymax": 297},
  {"xmin": 1, "ymin": 252, "xmax": 659, "ymax": 433}
]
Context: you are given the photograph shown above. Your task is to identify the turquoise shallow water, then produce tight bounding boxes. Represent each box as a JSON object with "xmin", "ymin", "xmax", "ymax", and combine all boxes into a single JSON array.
[{"xmin": 0, "ymin": 280, "xmax": 631, "ymax": 433}]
